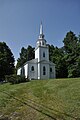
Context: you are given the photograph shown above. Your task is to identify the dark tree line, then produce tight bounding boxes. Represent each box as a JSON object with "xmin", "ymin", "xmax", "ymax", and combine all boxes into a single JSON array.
[
  {"xmin": 0, "ymin": 31, "xmax": 80, "ymax": 80},
  {"xmin": 16, "ymin": 45, "xmax": 35, "ymax": 68},
  {"xmin": 49, "ymin": 45, "xmax": 68, "ymax": 78},
  {"xmin": 0, "ymin": 42, "xmax": 15, "ymax": 81},
  {"xmin": 63, "ymin": 31, "xmax": 80, "ymax": 78},
  {"xmin": 49, "ymin": 31, "xmax": 80, "ymax": 78}
]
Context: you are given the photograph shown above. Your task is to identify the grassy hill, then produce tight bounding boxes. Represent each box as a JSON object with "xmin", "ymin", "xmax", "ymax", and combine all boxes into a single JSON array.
[{"xmin": 0, "ymin": 78, "xmax": 80, "ymax": 120}]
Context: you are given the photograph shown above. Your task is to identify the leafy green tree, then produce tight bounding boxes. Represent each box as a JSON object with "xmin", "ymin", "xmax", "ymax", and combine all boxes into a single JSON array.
[
  {"xmin": 0, "ymin": 42, "xmax": 15, "ymax": 80},
  {"xmin": 27, "ymin": 45, "xmax": 35, "ymax": 61},
  {"xmin": 17, "ymin": 45, "xmax": 35, "ymax": 68},
  {"xmin": 63, "ymin": 31, "xmax": 80, "ymax": 77},
  {"xmin": 78, "ymin": 34, "xmax": 80, "ymax": 42},
  {"xmin": 49, "ymin": 45, "xmax": 68, "ymax": 78},
  {"xmin": 16, "ymin": 47, "xmax": 27, "ymax": 68},
  {"xmin": 63, "ymin": 31, "xmax": 78, "ymax": 53},
  {"xmin": 49, "ymin": 45, "xmax": 55, "ymax": 61}
]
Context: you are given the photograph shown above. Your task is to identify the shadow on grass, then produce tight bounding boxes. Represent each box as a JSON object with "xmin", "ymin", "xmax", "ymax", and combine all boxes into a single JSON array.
[
  {"xmin": 29, "ymin": 99, "xmax": 80, "ymax": 120},
  {"xmin": 1, "ymin": 91, "xmax": 80, "ymax": 120},
  {"xmin": 0, "ymin": 116, "xmax": 8, "ymax": 120}
]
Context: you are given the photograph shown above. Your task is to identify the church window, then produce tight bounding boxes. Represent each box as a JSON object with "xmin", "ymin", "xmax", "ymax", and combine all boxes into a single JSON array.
[
  {"xmin": 31, "ymin": 66, "xmax": 34, "ymax": 71},
  {"xmin": 21, "ymin": 67, "xmax": 25, "ymax": 75},
  {"xmin": 43, "ymin": 66, "xmax": 46, "ymax": 75},
  {"xmin": 50, "ymin": 68, "xmax": 52, "ymax": 72},
  {"xmin": 43, "ymin": 42, "xmax": 44, "ymax": 45},
  {"xmin": 43, "ymin": 52, "xmax": 45, "ymax": 57}
]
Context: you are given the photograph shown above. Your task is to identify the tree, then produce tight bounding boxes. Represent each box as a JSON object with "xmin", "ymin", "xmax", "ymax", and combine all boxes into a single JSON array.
[
  {"xmin": 63, "ymin": 31, "xmax": 78, "ymax": 53},
  {"xmin": 16, "ymin": 47, "xmax": 27, "ymax": 68},
  {"xmin": 0, "ymin": 42, "xmax": 15, "ymax": 81},
  {"xmin": 16, "ymin": 45, "xmax": 35, "ymax": 68},
  {"xmin": 49, "ymin": 45, "xmax": 55, "ymax": 61},
  {"xmin": 63, "ymin": 31, "xmax": 80, "ymax": 78},
  {"xmin": 78, "ymin": 34, "xmax": 80, "ymax": 42},
  {"xmin": 49, "ymin": 45, "xmax": 68, "ymax": 78}
]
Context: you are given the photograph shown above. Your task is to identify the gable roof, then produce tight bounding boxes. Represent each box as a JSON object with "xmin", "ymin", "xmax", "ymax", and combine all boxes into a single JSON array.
[
  {"xmin": 17, "ymin": 58, "xmax": 38, "ymax": 70},
  {"xmin": 49, "ymin": 61, "xmax": 55, "ymax": 65},
  {"xmin": 39, "ymin": 60, "xmax": 55, "ymax": 65},
  {"xmin": 17, "ymin": 59, "xmax": 55, "ymax": 70},
  {"xmin": 27, "ymin": 58, "xmax": 38, "ymax": 64}
]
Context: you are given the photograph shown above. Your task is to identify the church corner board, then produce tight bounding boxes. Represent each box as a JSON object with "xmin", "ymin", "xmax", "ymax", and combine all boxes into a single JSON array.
[{"xmin": 17, "ymin": 23, "xmax": 56, "ymax": 80}]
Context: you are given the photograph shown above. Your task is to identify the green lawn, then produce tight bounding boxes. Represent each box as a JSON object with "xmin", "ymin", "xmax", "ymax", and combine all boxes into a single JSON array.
[{"xmin": 0, "ymin": 78, "xmax": 80, "ymax": 120}]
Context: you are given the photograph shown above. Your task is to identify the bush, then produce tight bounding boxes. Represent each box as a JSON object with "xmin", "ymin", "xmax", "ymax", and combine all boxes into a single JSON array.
[{"xmin": 5, "ymin": 74, "xmax": 27, "ymax": 84}]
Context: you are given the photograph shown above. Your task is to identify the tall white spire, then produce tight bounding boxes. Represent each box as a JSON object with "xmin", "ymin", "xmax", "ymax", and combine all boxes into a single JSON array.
[
  {"xmin": 39, "ymin": 22, "xmax": 44, "ymax": 39},
  {"xmin": 40, "ymin": 22, "xmax": 43, "ymax": 35}
]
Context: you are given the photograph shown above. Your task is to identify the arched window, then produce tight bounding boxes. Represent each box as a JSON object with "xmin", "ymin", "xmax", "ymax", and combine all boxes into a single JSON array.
[
  {"xmin": 43, "ymin": 66, "xmax": 46, "ymax": 75},
  {"xmin": 31, "ymin": 66, "xmax": 34, "ymax": 71},
  {"xmin": 21, "ymin": 67, "xmax": 25, "ymax": 75},
  {"xmin": 43, "ymin": 52, "xmax": 45, "ymax": 57},
  {"xmin": 43, "ymin": 42, "xmax": 44, "ymax": 45},
  {"xmin": 50, "ymin": 68, "xmax": 52, "ymax": 72}
]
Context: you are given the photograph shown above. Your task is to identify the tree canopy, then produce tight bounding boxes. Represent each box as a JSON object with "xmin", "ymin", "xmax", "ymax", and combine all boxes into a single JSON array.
[
  {"xmin": 16, "ymin": 45, "xmax": 35, "ymax": 68},
  {"xmin": 63, "ymin": 31, "xmax": 80, "ymax": 78},
  {"xmin": 0, "ymin": 42, "xmax": 15, "ymax": 80},
  {"xmin": 49, "ymin": 45, "xmax": 68, "ymax": 78}
]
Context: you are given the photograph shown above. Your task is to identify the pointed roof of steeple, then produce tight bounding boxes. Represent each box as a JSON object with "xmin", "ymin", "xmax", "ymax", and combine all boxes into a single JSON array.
[
  {"xmin": 40, "ymin": 21, "xmax": 43, "ymax": 35},
  {"xmin": 39, "ymin": 22, "xmax": 44, "ymax": 39}
]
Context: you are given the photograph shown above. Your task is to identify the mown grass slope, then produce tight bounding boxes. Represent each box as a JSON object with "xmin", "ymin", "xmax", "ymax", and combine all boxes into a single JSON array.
[{"xmin": 0, "ymin": 78, "xmax": 80, "ymax": 120}]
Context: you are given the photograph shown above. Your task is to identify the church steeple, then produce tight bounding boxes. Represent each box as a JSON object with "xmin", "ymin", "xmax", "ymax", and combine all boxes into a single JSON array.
[
  {"xmin": 39, "ymin": 22, "xmax": 44, "ymax": 39},
  {"xmin": 35, "ymin": 22, "xmax": 49, "ymax": 63}
]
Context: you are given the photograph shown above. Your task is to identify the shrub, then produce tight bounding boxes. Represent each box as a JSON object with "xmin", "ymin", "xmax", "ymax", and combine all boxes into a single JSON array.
[{"xmin": 5, "ymin": 74, "xmax": 27, "ymax": 84}]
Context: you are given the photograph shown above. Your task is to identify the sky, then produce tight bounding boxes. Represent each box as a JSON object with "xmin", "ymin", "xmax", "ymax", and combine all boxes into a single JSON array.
[{"xmin": 0, "ymin": 0, "xmax": 80, "ymax": 61}]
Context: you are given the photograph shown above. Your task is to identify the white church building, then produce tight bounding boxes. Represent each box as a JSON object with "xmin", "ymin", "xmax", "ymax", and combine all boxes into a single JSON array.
[{"xmin": 17, "ymin": 23, "xmax": 56, "ymax": 80}]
